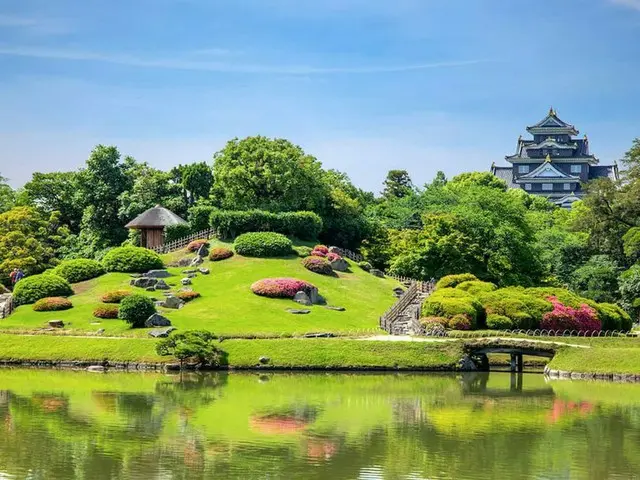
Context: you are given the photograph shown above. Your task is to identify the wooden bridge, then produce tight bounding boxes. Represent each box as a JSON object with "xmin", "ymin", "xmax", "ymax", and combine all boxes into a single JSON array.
[{"xmin": 464, "ymin": 339, "xmax": 558, "ymax": 373}]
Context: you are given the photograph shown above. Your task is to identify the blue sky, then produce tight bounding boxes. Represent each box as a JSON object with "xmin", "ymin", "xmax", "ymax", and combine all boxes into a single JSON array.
[{"xmin": 1, "ymin": 0, "xmax": 639, "ymax": 192}]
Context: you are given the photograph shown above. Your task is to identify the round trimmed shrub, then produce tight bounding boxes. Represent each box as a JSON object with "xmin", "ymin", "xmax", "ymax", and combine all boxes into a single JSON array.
[
  {"xmin": 301, "ymin": 256, "xmax": 333, "ymax": 275},
  {"xmin": 448, "ymin": 314, "xmax": 472, "ymax": 331},
  {"xmin": 118, "ymin": 294, "xmax": 156, "ymax": 328},
  {"xmin": 176, "ymin": 291, "xmax": 201, "ymax": 302},
  {"xmin": 102, "ymin": 246, "xmax": 163, "ymax": 273},
  {"xmin": 456, "ymin": 280, "xmax": 497, "ymax": 296},
  {"xmin": 293, "ymin": 246, "xmax": 313, "ymax": 258},
  {"xmin": 251, "ymin": 278, "xmax": 315, "ymax": 299},
  {"xmin": 326, "ymin": 252, "xmax": 342, "ymax": 262},
  {"xmin": 421, "ymin": 289, "xmax": 483, "ymax": 329},
  {"xmin": 209, "ymin": 247, "xmax": 234, "ymax": 261},
  {"xmin": 436, "ymin": 273, "xmax": 479, "ymax": 290},
  {"xmin": 101, "ymin": 290, "xmax": 132, "ymax": 304},
  {"xmin": 420, "ymin": 317, "xmax": 448, "ymax": 328},
  {"xmin": 187, "ymin": 239, "xmax": 210, "ymax": 252},
  {"xmin": 313, "ymin": 245, "xmax": 329, "ymax": 254},
  {"xmin": 32, "ymin": 297, "xmax": 73, "ymax": 312},
  {"xmin": 486, "ymin": 314, "xmax": 514, "ymax": 330},
  {"xmin": 93, "ymin": 305, "xmax": 119, "ymax": 319},
  {"xmin": 357, "ymin": 261, "xmax": 372, "ymax": 272},
  {"xmin": 593, "ymin": 302, "xmax": 633, "ymax": 331},
  {"xmin": 52, "ymin": 259, "xmax": 105, "ymax": 284},
  {"xmin": 234, "ymin": 232, "xmax": 293, "ymax": 257},
  {"xmin": 479, "ymin": 288, "xmax": 552, "ymax": 330},
  {"xmin": 13, "ymin": 274, "xmax": 73, "ymax": 306}
]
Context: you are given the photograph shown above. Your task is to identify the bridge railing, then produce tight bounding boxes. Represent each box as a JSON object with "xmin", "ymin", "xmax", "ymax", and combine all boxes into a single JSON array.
[{"xmin": 424, "ymin": 329, "xmax": 633, "ymax": 338}]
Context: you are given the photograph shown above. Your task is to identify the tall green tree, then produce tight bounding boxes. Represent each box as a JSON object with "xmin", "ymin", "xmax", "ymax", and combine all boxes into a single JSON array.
[
  {"xmin": 212, "ymin": 136, "xmax": 328, "ymax": 212},
  {"xmin": 182, "ymin": 162, "xmax": 213, "ymax": 205},
  {"xmin": 21, "ymin": 172, "xmax": 83, "ymax": 232},
  {"xmin": 382, "ymin": 170, "xmax": 414, "ymax": 199},
  {"xmin": 0, "ymin": 174, "xmax": 15, "ymax": 213},
  {"xmin": 76, "ymin": 145, "xmax": 132, "ymax": 250}
]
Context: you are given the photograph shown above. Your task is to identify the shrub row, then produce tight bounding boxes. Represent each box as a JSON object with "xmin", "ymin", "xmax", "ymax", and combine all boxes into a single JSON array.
[
  {"xmin": 210, "ymin": 210, "xmax": 323, "ymax": 240},
  {"xmin": 234, "ymin": 232, "xmax": 293, "ymax": 257},
  {"xmin": 251, "ymin": 278, "xmax": 315, "ymax": 298},
  {"xmin": 52, "ymin": 259, "xmax": 105, "ymax": 284}
]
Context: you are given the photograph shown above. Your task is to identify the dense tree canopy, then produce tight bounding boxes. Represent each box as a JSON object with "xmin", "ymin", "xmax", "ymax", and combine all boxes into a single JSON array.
[
  {"xmin": 0, "ymin": 174, "xmax": 15, "ymax": 214},
  {"xmin": 382, "ymin": 170, "xmax": 414, "ymax": 199}
]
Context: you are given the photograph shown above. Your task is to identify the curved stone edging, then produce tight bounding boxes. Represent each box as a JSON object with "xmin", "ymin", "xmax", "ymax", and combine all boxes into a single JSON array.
[{"xmin": 544, "ymin": 365, "xmax": 640, "ymax": 382}]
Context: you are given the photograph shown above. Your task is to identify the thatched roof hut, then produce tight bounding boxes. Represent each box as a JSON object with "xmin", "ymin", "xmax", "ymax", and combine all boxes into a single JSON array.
[{"xmin": 125, "ymin": 205, "xmax": 187, "ymax": 249}]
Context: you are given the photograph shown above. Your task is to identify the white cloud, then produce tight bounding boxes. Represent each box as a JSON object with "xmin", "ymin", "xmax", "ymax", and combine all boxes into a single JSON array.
[
  {"xmin": 0, "ymin": 45, "xmax": 491, "ymax": 75},
  {"xmin": 609, "ymin": 0, "xmax": 640, "ymax": 10},
  {"xmin": 0, "ymin": 14, "xmax": 70, "ymax": 35}
]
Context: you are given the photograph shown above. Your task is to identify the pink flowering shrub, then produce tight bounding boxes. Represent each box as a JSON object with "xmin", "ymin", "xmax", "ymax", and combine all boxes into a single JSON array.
[
  {"xmin": 251, "ymin": 278, "xmax": 315, "ymax": 298},
  {"xmin": 326, "ymin": 252, "xmax": 342, "ymax": 262},
  {"xmin": 540, "ymin": 296, "xmax": 601, "ymax": 332},
  {"xmin": 448, "ymin": 314, "xmax": 472, "ymax": 331},
  {"xmin": 313, "ymin": 245, "xmax": 329, "ymax": 254},
  {"xmin": 301, "ymin": 256, "xmax": 334, "ymax": 275},
  {"xmin": 310, "ymin": 249, "xmax": 327, "ymax": 257}
]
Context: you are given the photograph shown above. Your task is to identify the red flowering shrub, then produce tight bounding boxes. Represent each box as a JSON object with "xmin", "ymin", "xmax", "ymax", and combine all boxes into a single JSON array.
[
  {"xmin": 540, "ymin": 296, "xmax": 601, "ymax": 332},
  {"xmin": 420, "ymin": 317, "xmax": 448, "ymax": 328},
  {"xmin": 326, "ymin": 252, "xmax": 342, "ymax": 262},
  {"xmin": 301, "ymin": 256, "xmax": 333, "ymax": 275},
  {"xmin": 32, "ymin": 297, "xmax": 73, "ymax": 312},
  {"xmin": 448, "ymin": 314, "xmax": 472, "ymax": 330},
  {"xmin": 209, "ymin": 247, "xmax": 234, "ymax": 261},
  {"xmin": 310, "ymin": 249, "xmax": 327, "ymax": 257},
  {"xmin": 186, "ymin": 239, "xmax": 210, "ymax": 252},
  {"xmin": 251, "ymin": 278, "xmax": 315, "ymax": 298},
  {"xmin": 313, "ymin": 245, "xmax": 329, "ymax": 254},
  {"xmin": 176, "ymin": 291, "xmax": 201, "ymax": 302},
  {"xmin": 101, "ymin": 290, "xmax": 131, "ymax": 304},
  {"xmin": 93, "ymin": 305, "xmax": 119, "ymax": 319}
]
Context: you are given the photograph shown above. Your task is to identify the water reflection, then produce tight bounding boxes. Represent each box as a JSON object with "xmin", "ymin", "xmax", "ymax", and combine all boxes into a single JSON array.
[{"xmin": 0, "ymin": 369, "xmax": 639, "ymax": 479}]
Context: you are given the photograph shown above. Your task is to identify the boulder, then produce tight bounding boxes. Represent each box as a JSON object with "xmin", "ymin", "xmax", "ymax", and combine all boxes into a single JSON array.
[
  {"xmin": 196, "ymin": 244, "xmax": 209, "ymax": 258},
  {"xmin": 154, "ymin": 301, "xmax": 165, "ymax": 307},
  {"xmin": 198, "ymin": 267, "xmax": 210, "ymax": 275},
  {"xmin": 87, "ymin": 365, "xmax": 106, "ymax": 372},
  {"xmin": 307, "ymin": 286, "xmax": 321, "ymax": 305},
  {"xmin": 424, "ymin": 323, "xmax": 447, "ymax": 337},
  {"xmin": 144, "ymin": 313, "xmax": 172, "ymax": 328},
  {"xmin": 370, "ymin": 269, "xmax": 385, "ymax": 278},
  {"xmin": 129, "ymin": 273, "xmax": 142, "ymax": 278},
  {"xmin": 96, "ymin": 328, "xmax": 105, "ymax": 335},
  {"xmin": 154, "ymin": 279, "xmax": 170, "ymax": 290},
  {"xmin": 259, "ymin": 356, "xmax": 270, "ymax": 364},
  {"xmin": 186, "ymin": 273, "xmax": 197, "ymax": 278},
  {"xmin": 323, "ymin": 306, "xmax": 345, "ymax": 311},
  {"xmin": 146, "ymin": 269, "xmax": 171, "ymax": 278},
  {"xmin": 293, "ymin": 291, "xmax": 312, "ymax": 306},
  {"xmin": 148, "ymin": 326, "xmax": 177, "ymax": 338},
  {"xmin": 328, "ymin": 246, "xmax": 341, "ymax": 254},
  {"xmin": 304, "ymin": 332, "xmax": 335, "ymax": 338},
  {"xmin": 392, "ymin": 287, "xmax": 405, "ymax": 296},
  {"xmin": 181, "ymin": 278, "xmax": 192, "ymax": 286},
  {"xmin": 458, "ymin": 355, "xmax": 478, "ymax": 371},
  {"xmin": 182, "ymin": 269, "xmax": 197, "ymax": 274},
  {"xmin": 131, "ymin": 277, "xmax": 158, "ymax": 289},
  {"xmin": 286, "ymin": 308, "xmax": 311, "ymax": 314},
  {"xmin": 176, "ymin": 257, "xmax": 193, "ymax": 267},
  {"xmin": 190, "ymin": 256, "xmax": 204, "ymax": 266},
  {"xmin": 162, "ymin": 295, "xmax": 184, "ymax": 309},
  {"xmin": 48, "ymin": 320, "xmax": 64, "ymax": 328},
  {"xmin": 330, "ymin": 258, "xmax": 349, "ymax": 272},
  {"xmin": 145, "ymin": 286, "xmax": 156, "ymax": 292}
]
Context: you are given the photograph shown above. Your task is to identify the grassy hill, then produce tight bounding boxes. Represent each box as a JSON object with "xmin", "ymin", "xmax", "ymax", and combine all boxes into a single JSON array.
[{"xmin": 1, "ymin": 241, "xmax": 401, "ymax": 337}]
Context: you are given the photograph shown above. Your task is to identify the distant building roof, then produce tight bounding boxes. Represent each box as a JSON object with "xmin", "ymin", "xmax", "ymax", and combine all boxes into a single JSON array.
[
  {"xmin": 589, "ymin": 164, "xmax": 619, "ymax": 181},
  {"xmin": 125, "ymin": 205, "xmax": 187, "ymax": 229},
  {"xmin": 490, "ymin": 165, "xmax": 517, "ymax": 188},
  {"xmin": 526, "ymin": 107, "xmax": 579, "ymax": 135}
]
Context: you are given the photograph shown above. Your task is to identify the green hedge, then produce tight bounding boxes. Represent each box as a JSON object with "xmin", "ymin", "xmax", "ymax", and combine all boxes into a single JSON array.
[
  {"xmin": 210, "ymin": 209, "xmax": 323, "ymax": 240},
  {"xmin": 478, "ymin": 288, "xmax": 551, "ymax": 330},
  {"xmin": 436, "ymin": 273, "xmax": 479, "ymax": 289},
  {"xmin": 118, "ymin": 294, "xmax": 156, "ymax": 328},
  {"xmin": 456, "ymin": 280, "xmax": 497, "ymax": 295},
  {"xmin": 189, "ymin": 205, "xmax": 217, "ymax": 232},
  {"xmin": 102, "ymin": 246, "xmax": 164, "ymax": 273},
  {"xmin": 13, "ymin": 274, "xmax": 73, "ymax": 306},
  {"xmin": 233, "ymin": 232, "xmax": 293, "ymax": 257},
  {"xmin": 52, "ymin": 259, "xmax": 105, "ymax": 284},
  {"xmin": 421, "ymin": 288, "xmax": 484, "ymax": 329},
  {"xmin": 165, "ymin": 224, "xmax": 191, "ymax": 243}
]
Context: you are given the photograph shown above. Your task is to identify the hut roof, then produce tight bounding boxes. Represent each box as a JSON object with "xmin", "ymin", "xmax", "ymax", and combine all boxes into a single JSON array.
[{"xmin": 125, "ymin": 205, "xmax": 187, "ymax": 229}]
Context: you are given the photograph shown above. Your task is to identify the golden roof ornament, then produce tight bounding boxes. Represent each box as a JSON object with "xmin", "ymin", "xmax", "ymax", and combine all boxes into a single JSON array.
[
  {"xmin": 545, "ymin": 154, "xmax": 551, "ymax": 163},
  {"xmin": 549, "ymin": 106, "xmax": 556, "ymax": 116}
]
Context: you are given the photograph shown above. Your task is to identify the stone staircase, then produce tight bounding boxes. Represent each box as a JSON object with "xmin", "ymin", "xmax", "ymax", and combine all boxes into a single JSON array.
[
  {"xmin": 380, "ymin": 282, "xmax": 435, "ymax": 335},
  {"xmin": 0, "ymin": 294, "xmax": 14, "ymax": 319}
]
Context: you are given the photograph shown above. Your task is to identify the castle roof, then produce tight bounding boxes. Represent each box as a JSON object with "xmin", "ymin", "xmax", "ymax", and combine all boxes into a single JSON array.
[{"xmin": 526, "ymin": 107, "xmax": 579, "ymax": 135}]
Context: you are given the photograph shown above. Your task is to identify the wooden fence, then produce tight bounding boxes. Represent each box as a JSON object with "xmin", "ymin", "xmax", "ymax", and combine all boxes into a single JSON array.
[{"xmin": 150, "ymin": 228, "xmax": 217, "ymax": 254}]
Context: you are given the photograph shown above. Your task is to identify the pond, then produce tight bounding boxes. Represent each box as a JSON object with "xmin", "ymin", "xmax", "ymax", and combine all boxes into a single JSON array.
[{"xmin": 0, "ymin": 369, "xmax": 639, "ymax": 479}]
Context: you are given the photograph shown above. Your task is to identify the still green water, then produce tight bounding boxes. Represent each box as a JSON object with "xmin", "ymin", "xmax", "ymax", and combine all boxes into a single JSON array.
[{"xmin": 0, "ymin": 370, "xmax": 639, "ymax": 480}]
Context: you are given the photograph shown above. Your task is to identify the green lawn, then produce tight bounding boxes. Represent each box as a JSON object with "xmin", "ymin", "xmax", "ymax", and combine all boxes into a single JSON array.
[{"xmin": 1, "ymin": 241, "xmax": 401, "ymax": 337}]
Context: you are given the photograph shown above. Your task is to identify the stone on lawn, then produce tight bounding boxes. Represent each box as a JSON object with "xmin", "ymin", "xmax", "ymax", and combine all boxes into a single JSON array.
[
  {"xmin": 196, "ymin": 244, "xmax": 209, "ymax": 258},
  {"xmin": 198, "ymin": 267, "xmax": 210, "ymax": 275},
  {"xmin": 186, "ymin": 273, "xmax": 197, "ymax": 278},
  {"xmin": 182, "ymin": 269, "xmax": 197, "ymax": 274},
  {"xmin": 393, "ymin": 287, "xmax": 405, "ymax": 296},
  {"xmin": 131, "ymin": 277, "xmax": 158, "ymax": 288},
  {"xmin": 145, "ymin": 313, "xmax": 172, "ymax": 328},
  {"xmin": 154, "ymin": 279, "xmax": 170, "ymax": 290},
  {"xmin": 190, "ymin": 256, "xmax": 204, "ymax": 266},
  {"xmin": 286, "ymin": 308, "xmax": 311, "ymax": 314},
  {"xmin": 259, "ymin": 356, "xmax": 270, "ymax": 364},
  {"xmin": 323, "ymin": 306, "xmax": 346, "ymax": 311},
  {"xmin": 176, "ymin": 257, "xmax": 193, "ymax": 267},
  {"xmin": 87, "ymin": 365, "xmax": 106, "ymax": 372},
  {"xmin": 149, "ymin": 326, "xmax": 177, "ymax": 338},
  {"xmin": 162, "ymin": 295, "xmax": 184, "ymax": 309},
  {"xmin": 293, "ymin": 291, "xmax": 312, "ymax": 306},
  {"xmin": 330, "ymin": 258, "xmax": 349, "ymax": 272},
  {"xmin": 307, "ymin": 286, "xmax": 321, "ymax": 305},
  {"xmin": 96, "ymin": 328, "xmax": 105, "ymax": 335},
  {"xmin": 146, "ymin": 269, "xmax": 171, "ymax": 278},
  {"xmin": 145, "ymin": 286, "xmax": 155, "ymax": 292},
  {"xmin": 181, "ymin": 278, "xmax": 192, "ymax": 286},
  {"xmin": 48, "ymin": 320, "xmax": 64, "ymax": 328},
  {"xmin": 370, "ymin": 269, "xmax": 385, "ymax": 278}
]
